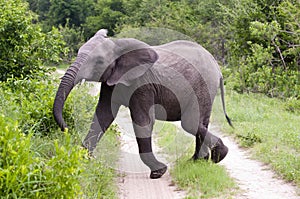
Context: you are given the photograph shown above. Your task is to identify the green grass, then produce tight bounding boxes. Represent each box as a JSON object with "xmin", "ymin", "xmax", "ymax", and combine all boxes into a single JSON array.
[
  {"xmin": 154, "ymin": 121, "xmax": 237, "ymax": 198},
  {"xmin": 79, "ymin": 125, "xmax": 120, "ymax": 199},
  {"xmin": 213, "ymin": 91, "xmax": 300, "ymax": 187},
  {"xmin": 0, "ymin": 79, "xmax": 120, "ymax": 198}
]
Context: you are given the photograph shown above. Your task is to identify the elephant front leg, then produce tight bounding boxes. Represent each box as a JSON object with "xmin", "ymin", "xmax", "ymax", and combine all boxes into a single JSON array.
[
  {"xmin": 136, "ymin": 136, "xmax": 167, "ymax": 179},
  {"xmin": 82, "ymin": 112, "xmax": 107, "ymax": 154},
  {"xmin": 82, "ymin": 83, "xmax": 119, "ymax": 155},
  {"xmin": 130, "ymin": 92, "xmax": 167, "ymax": 179}
]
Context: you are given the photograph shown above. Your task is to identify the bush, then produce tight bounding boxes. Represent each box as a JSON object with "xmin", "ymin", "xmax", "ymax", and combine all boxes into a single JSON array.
[
  {"xmin": 222, "ymin": 0, "xmax": 300, "ymax": 98},
  {"xmin": 58, "ymin": 22, "xmax": 85, "ymax": 62},
  {"xmin": 0, "ymin": 77, "xmax": 119, "ymax": 197},
  {"xmin": 0, "ymin": 117, "xmax": 34, "ymax": 197},
  {"xmin": 0, "ymin": 0, "xmax": 67, "ymax": 81},
  {"xmin": 0, "ymin": 115, "xmax": 87, "ymax": 198},
  {"xmin": 0, "ymin": 78, "xmax": 75, "ymax": 135},
  {"xmin": 284, "ymin": 97, "xmax": 300, "ymax": 113}
]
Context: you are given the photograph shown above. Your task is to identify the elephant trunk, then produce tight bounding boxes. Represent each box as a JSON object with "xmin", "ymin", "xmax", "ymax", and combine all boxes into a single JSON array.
[{"xmin": 53, "ymin": 61, "xmax": 81, "ymax": 131}]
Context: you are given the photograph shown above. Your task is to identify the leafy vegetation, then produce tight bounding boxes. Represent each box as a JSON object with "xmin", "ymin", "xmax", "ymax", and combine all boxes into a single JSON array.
[
  {"xmin": 0, "ymin": 118, "xmax": 86, "ymax": 198},
  {"xmin": 1, "ymin": 0, "xmax": 299, "ymax": 197},
  {"xmin": 1, "ymin": 78, "xmax": 74, "ymax": 135},
  {"xmin": 154, "ymin": 122, "xmax": 237, "ymax": 198},
  {"xmin": 0, "ymin": 0, "xmax": 67, "ymax": 81},
  {"xmin": 0, "ymin": 78, "xmax": 119, "ymax": 197},
  {"xmin": 222, "ymin": 0, "xmax": 300, "ymax": 98},
  {"xmin": 25, "ymin": 0, "xmax": 299, "ymax": 98}
]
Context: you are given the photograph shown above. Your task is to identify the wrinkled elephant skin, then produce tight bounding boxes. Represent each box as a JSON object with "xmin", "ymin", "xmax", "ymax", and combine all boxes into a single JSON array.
[{"xmin": 53, "ymin": 29, "xmax": 232, "ymax": 179}]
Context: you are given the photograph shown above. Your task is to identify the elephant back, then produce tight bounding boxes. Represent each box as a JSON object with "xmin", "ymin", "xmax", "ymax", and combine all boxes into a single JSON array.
[{"xmin": 154, "ymin": 40, "xmax": 222, "ymax": 103}]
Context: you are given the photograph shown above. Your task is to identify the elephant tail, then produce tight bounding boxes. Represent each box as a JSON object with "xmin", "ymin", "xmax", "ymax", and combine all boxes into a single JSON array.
[{"xmin": 220, "ymin": 77, "xmax": 233, "ymax": 127}]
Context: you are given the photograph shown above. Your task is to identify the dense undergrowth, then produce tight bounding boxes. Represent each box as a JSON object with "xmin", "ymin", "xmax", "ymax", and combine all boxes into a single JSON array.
[{"xmin": 0, "ymin": 77, "xmax": 119, "ymax": 198}]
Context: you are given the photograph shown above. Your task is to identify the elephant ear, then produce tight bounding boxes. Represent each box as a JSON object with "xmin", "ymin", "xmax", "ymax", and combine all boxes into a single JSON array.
[{"xmin": 106, "ymin": 39, "xmax": 158, "ymax": 86}]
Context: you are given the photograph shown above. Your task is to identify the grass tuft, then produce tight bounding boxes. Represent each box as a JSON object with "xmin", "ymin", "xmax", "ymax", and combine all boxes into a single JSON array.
[
  {"xmin": 154, "ymin": 121, "xmax": 237, "ymax": 198},
  {"xmin": 172, "ymin": 158, "xmax": 236, "ymax": 198}
]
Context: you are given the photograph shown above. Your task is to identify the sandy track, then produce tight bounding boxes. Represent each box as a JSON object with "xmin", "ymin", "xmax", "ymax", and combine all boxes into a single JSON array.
[
  {"xmin": 115, "ymin": 108, "xmax": 186, "ymax": 199},
  {"xmin": 116, "ymin": 112, "xmax": 299, "ymax": 199},
  {"xmin": 211, "ymin": 125, "xmax": 299, "ymax": 199}
]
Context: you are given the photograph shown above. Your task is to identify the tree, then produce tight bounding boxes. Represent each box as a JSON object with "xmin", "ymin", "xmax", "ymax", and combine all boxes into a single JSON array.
[
  {"xmin": 83, "ymin": 0, "xmax": 125, "ymax": 38},
  {"xmin": 27, "ymin": 0, "xmax": 51, "ymax": 21},
  {"xmin": 0, "ymin": 0, "xmax": 67, "ymax": 81},
  {"xmin": 222, "ymin": 0, "xmax": 299, "ymax": 98},
  {"xmin": 44, "ymin": 0, "xmax": 94, "ymax": 31}
]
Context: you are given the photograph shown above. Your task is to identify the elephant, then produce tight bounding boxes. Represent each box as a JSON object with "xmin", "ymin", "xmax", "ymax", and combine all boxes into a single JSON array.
[{"xmin": 53, "ymin": 29, "xmax": 232, "ymax": 179}]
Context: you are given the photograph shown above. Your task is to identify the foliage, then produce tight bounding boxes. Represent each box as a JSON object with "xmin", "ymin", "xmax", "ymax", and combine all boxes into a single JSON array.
[
  {"xmin": 0, "ymin": 77, "xmax": 119, "ymax": 197},
  {"xmin": 0, "ymin": 78, "xmax": 75, "ymax": 135},
  {"xmin": 0, "ymin": 0, "xmax": 67, "ymax": 81},
  {"xmin": 221, "ymin": 0, "xmax": 300, "ymax": 98},
  {"xmin": 58, "ymin": 22, "xmax": 85, "ymax": 61},
  {"xmin": 43, "ymin": 0, "xmax": 94, "ymax": 31},
  {"xmin": 83, "ymin": 0, "xmax": 125, "ymax": 38},
  {"xmin": 0, "ymin": 116, "xmax": 87, "ymax": 198}
]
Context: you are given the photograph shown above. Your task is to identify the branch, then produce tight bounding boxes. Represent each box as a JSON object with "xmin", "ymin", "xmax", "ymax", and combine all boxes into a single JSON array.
[{"xmin": 271, "ymin": 37, "xmax": 287, "ymax": 70}]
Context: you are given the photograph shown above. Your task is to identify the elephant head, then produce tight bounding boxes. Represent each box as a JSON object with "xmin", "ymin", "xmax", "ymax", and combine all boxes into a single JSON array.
[{"xmin": 53, "ymin": 29, "xmax": 158, "ymax": 131}]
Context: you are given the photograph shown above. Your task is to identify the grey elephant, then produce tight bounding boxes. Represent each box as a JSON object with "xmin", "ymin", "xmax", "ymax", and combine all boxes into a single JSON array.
[{"xmin": 53, "ymin": 29, "xmax": 232, "ymax": 179}]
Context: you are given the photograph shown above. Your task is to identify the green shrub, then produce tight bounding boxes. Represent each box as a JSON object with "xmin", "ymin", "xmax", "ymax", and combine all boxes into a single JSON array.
[
  {"xmin": 0, "ymin": 78, "xmax": 75, "ymax": 135},
  {"xmin": 223, "ymin": 0, "xmax": 300, "ymax": 98},
  {"xmin": 0, "ymin": 116, "xmax": 35, "ymax": 197},
  {"xmin": 39, "ymin": 133, "xmax": 88, "ymax": 199},
  {"xmin": 284, "ymin": 97, "xmax": 300, "ymax": 113},
  {"xmin": 0, "ymin": 0, "xmax": 67, "ymax": 81},
  {"xmin": 0, "ymin": 115, "xmax": 88, "ymax": 198},
  {"xmin": 58, "ymin": 22, "xmax": 85, "ymax": 62}
]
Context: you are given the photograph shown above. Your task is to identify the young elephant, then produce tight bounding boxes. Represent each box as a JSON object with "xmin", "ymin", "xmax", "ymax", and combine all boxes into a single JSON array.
[{"xmin": 53, "ymin": 29, "xmax": 232, "ymax": 179}]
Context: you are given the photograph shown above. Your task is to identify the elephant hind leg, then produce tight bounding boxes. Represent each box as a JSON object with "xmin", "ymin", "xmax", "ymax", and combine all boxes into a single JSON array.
[
  {"xmin": 192, "ymin": 134, "xmax": 209, "ymax": 160},
  {"xmin": 201, "ymin": 128, "xmax": 228, "ymax": 163},
  {"xmin": 181, "ymin": 117, "xmax": 228, "ymax": 163},
  {"xmin": 192, "ymin": 116, "xmax": 210, "ymax": 160},
  {"xmin": 210, "ymin": 137, "xmax": 228, "ymax": 163}
]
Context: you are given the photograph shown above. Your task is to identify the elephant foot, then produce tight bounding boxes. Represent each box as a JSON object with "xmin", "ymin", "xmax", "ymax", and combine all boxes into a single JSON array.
[
  {"xmin": 192, "ymin": 154, "xmax": 209, "ymax": 161},
  {"xmin": 192, "ymin": 144, "xmax": 210, "ymax": 161},
  {"xmin": 150, "ymin": 166, "xmax": 167, "ymax": 179},
  {"xmin": 211, "ymin": 139, "xmax": 228, "ymax": 163}
]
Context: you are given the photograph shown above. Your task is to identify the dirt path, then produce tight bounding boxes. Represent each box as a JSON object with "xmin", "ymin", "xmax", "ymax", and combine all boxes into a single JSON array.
[
  {"xmin": 210, "ymin": 125, "xmax": 299, "ymax": 199},
  {"xmin": 115, "ymin": 107, "xmax": 186, "ymax": 199},
  {"xmin": 115, "ymin": 111, "xmax": 299, "ymax": 198}
]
